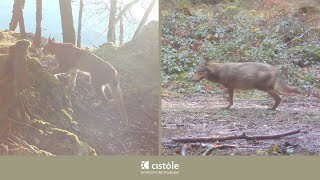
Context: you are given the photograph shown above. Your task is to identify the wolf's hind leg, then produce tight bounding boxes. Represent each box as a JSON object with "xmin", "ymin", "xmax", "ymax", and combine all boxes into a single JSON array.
[
  {"xmin": 224, "ymin": 88, "xmax": 234, "ymax": 109},
  {"xmin": 90, "ymin": 78, "xmax": 110, "ymax": 106},
  {"xmin": 102, "ymin": 84, "xmax": 113, "ymax": 103},
  {"xmin": 109, "ymin": 81, "xmax": 128, "ymax": 124},
  {"xmin": 267, "ymin": 89, "xmax": 281, "ymax": 110}
]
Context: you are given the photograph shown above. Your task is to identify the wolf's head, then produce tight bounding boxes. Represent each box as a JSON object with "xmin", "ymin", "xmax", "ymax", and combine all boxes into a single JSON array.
[
  {"xmin": 192, "ymin": 60, "xmax": 210, "ymax": 82},
  {"xmin": 42, "ymin": 37, "xmax": 56, "ymax": 55}
]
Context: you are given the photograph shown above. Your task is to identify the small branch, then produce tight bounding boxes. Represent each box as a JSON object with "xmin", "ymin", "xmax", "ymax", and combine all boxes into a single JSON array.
[
  {"xmin": 172, "ymin": 129, "xmax": 301, "ymax": 143},
  {"xmin": 286, "ymin": 27, "xmax": 320, "ymax": 45},
  {"xmin": 202, "ymin": 144, "xmax": 238, "ymax": 156}
]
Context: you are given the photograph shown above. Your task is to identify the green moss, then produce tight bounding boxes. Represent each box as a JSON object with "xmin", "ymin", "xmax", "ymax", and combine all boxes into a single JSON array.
[
  {"xmin": 27, "ymin": 56, "xmax": 62, "ymax": 95},
  {"xmin": 43, "ymin": 127, "xmax": 96, "ymax": 155},
  {"xmin": 50, "ymin": 127, "xmax": 81, "ymax": 144},
  {"xmin": 0, "ymin": 30, "xmax": 20, "ymax": 49},
  {"xmin": 61, "ymin": 109, "xmax": 77, "ymax": 125},
  {"xmin": 33, "ymin": 119, "xmax": 51, "ymax": 125}
]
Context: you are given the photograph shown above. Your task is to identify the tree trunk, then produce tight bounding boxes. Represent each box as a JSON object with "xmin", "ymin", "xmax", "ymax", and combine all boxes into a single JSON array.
[
  {"xmin": 17, "ymin": 0, "xmax": 26, "ymax": 39},
  {"xmin": 33, "ymin": 0, "xmax": 42, "ymax": 48},
  {"xmin": 59, "ymin": 0, "xmax": 76, "ymax": 44},
  {"xmin": 9, "ymin": 0, "xmax": 26, "ymax": 39},
  {"xmin": 114, "ymin": 0, "xmax": 140, "ymax": 24},
  {"xmin": 9, "ymin": 0, "xmax": 25, "ymax": 31},
  {"xmin": 107, "ymin": 0, "xmax": 117, "ymax": 43},
  {"xmin": 77, "ymin": 0, "xmax": 84, "ymax": 48},
  {"xmin": 119, "ymin": 15, "xmax": 123, "ymax": 46},
  {"xmin": 9, "ymin": 0, "xmax": 19, "ymax": 31},
  {"xmin": 0, "ymin": 40, "xmax": 31, "ymax": 136},
  {"xmin": 133, "ymin": 0, "xmax": 157, "ymax": 39}
]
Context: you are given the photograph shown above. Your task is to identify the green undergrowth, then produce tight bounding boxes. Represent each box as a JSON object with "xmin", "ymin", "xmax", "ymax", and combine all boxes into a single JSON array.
[{"xmin": 161, "ymin": 0, "xmax": 320, "ymax": 95}]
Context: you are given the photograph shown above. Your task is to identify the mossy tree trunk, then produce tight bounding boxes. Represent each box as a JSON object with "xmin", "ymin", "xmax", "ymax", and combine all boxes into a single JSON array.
[{"xmin": 0, "ymin": 40, "xmax": 31, "ymax": 136}]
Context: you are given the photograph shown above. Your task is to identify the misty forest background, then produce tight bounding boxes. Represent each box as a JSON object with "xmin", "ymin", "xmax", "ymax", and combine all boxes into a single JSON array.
[{"xmin": 1, "ymin": 0, "xmax": 158, "ymax": 47}]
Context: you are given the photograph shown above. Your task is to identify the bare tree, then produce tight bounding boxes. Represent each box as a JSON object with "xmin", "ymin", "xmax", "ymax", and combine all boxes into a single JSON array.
[
  {"xmin": 77, "ymin": 0, "xmax": 84, "ymax": 47},
  {"xmin": 33, "ymin": 0, "xmax": 42, "ymax": 48},
  {"xmin": 114, "ymin": 0, "xmax": 140, "ymax": 24},
  {"xmin": 9, "ymin": 0, "xmax": 25, "ymax": 31},
  {"xmin": 107, "ymin": 0, "xmax": 117, "ymax": 43},
  {"xmin": 133, "ymin": 0, "xmax": 157, "ymax": 39},
  {"xmin": 59, "ymin": 0, "xmax": 76, "ymax": 44},
  {"xmin": 106, "ymin": 0, "xmax": 141, "ymax": 43},
  {"xmin": 17, "ymin": 0, "xmax": 26, "ymax": 39},
  {"xmin": 119, "ymin": 15, "xmax": 123, "ymax": 46},
  {"xmin": 9, "ymin": 0, "xmax": 26, "ymax": 39}
]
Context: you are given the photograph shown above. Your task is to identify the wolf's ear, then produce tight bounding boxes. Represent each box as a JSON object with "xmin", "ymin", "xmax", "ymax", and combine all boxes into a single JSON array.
[{"xmin": 52, "ymin": 38, "xmax": 55, "ymax": 42}]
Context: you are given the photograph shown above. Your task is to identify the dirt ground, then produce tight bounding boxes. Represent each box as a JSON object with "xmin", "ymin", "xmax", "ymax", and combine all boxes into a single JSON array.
[
  {"xmin": 62, "ymin": 72, "xmax": 159, "ymax": 155},
  {"xmin": 161, "ymin": 92, "xmax": 320, "ymax": 156}
]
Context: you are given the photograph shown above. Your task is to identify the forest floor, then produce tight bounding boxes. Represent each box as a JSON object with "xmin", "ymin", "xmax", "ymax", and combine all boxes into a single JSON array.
[
  {"xmin": 57, "ymin": 72, "xmax": 159, "ymax": 155},
  {"xmin": 161, "ymin": 92, "xmax": 320, "ymax": 156}
]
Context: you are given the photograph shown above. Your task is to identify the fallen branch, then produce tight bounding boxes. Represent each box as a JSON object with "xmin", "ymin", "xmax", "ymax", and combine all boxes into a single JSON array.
[
  {"xmin": 172, "ymin": 129, "xmax": 301, "ymax": 143},
  {"xmin": 286, "ymin": 27, "xmax": 320, "ymax": 45}
]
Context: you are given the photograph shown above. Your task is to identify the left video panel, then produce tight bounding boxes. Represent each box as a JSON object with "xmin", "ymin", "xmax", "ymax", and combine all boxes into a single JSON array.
[{"xmin": 0, "ymin": 0, "xmax": 160, "ymax": 155}]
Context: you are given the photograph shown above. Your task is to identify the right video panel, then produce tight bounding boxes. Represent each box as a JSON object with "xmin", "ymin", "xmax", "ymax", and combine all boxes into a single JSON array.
[{"xmin": 161, "ymin": 0, "xmax": 320, "ymax": 156}]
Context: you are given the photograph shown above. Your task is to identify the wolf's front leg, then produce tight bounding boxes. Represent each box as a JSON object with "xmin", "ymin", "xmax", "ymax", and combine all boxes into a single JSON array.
[
  {"xmin": 225, "ymin": 88, "xmax": 234, "ymax": 109},
  {"xmin": 51, "ymin": 66, "xmax": 67, "ymax": 79},
  {"xmin": 66, "ymin": 69, "xmax": 78, "ymax": 91}
]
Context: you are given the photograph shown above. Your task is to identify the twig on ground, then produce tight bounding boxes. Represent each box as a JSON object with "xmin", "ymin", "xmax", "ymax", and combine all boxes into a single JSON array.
[
  {"xmin": 202, "ymin": 144, "xmax": 239, "ymax": 156},
  {"xmin": 172, "ymin": 129, "xmax": 301, "ymax": 143},
  {"xmin": 286, "ymin": 27, "xmax": 320, "ymax": 45}
]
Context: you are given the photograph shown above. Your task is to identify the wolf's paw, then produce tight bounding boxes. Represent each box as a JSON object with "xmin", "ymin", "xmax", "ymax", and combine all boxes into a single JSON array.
[
  {"xmin": 93, "ymin": 101, "xmax": 103, "ymax": 107},
  {"xmin": 54, "ymin": 74, "xmax": 60, "ymax": 79},
  {"xmin": 222, "ymin": 106, "xmax": 232, "ymax": 110},
  {"xmin": 65, "ymin": 86, "xmax": 74, "ymax": 92},
  {"xmin": 267, "ymin": 107, "xmax": 276, "ymax": 111}
]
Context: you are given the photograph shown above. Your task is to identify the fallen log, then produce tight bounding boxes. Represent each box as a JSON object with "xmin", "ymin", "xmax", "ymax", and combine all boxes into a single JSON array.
[{"xmin": 172, "ymin": 129, "xmax": 301, "ymax": 143}]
